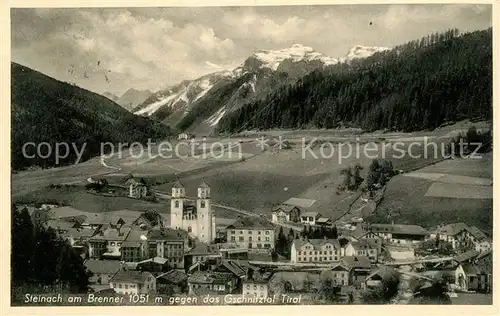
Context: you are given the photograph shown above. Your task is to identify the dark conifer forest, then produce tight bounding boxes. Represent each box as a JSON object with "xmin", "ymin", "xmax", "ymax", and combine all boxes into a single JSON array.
[
  {"xmin": 217, "ymin": 29, "xmax": 492, "ymax": 133},
  {"xmin": 11, "ymin": 63, "xmax": 171, "ymax": 170}
]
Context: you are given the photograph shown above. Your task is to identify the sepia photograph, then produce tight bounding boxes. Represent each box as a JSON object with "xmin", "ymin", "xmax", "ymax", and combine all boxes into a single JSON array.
[{"xmin": 8, "ymin": 2, "xmax": 494, "ymax": 308}]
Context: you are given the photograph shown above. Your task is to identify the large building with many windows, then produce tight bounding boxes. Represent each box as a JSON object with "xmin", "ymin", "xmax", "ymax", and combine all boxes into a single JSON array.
[
  {"xmin": 290, "ymin": 238, "xmax": 342, "ymax": 263},
  {"xmin": 226, "ymin": 216, "xmax": 275, "ymax": 251}
]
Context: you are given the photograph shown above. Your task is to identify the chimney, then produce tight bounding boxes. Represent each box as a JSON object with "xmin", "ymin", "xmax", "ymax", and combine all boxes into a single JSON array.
[{"xmin": 324, "ymin": 236, "xmax": 328, "ymax": 240}]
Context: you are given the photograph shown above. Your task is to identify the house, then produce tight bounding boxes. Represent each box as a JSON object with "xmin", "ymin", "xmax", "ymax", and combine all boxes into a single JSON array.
[
  {"xmin": 84, "ymin": 259, "xmax": 123, "ymax": 286},
  {"xmin": 455, "ymin": 226, "xmax": 491, "ymax": 252},
  {"xmin": 354, "ymin": 230, "xmax": 383, "ymax": 252},
  {"xmin": 430, "ymin": 222, "xmax": 469, "ymax": 249},
  {"xmin": 88, "ymin": 225, "xmax": 132, "ymax": 259},
  {"xmin": 369, "ymin": 224, "xmax": 428, "ymax": 244},
  {"xmin": 453, "ymin": 261, "xmax": 490, "ymax": 292},
  {"xmin": 341, "ymin": 256, "xmax": 372, "ymax": 287},
  {"xmin": 119, "ymin": 228, "xmax": 151, "ymax": 263},
  {"xmin": 320, "ymin": 263, "xmax": 351, "ymax": 286},
  {"xmin": 219, "ymin": 243, "xmax": 249, "ymax": 260},
  {"xmin": 135, "ymin": 257, "xmax": 170, "ymax": 273},
  {"xmin": 345, "ymin": 240, "xmax": 378, "ymax": 263},
  {"xmin": 62, "ymin": 227, "xmax": 96, "ymax": 250},
  {"xmin": 43, "ymin": 219, "xmax": 78, "ymax": 234},
  {"xmin": 156, "ymin": 270, "xmax": 188, "ymax": 295},
  {"xmin": 290, "ymin": 238, "xmax": 342, "ymax": 263},
  {"xmin": 187, "ymin": 271, "xmax": 238, "ymax": 295},
  {"xmin": 315, "ymin": 217, "xmax": 333, "ymax": 226},
  {"xmin": 474, "ymin": 250, "xmax": 493, "ymax": 293},
  {"xmin": 145, "ymin": 228, "xmax": 188, "ymax": 269},
  {"xmin": 300, "ymin": 212, "xmax": 322, "ymax": 226},
  {"xmin": 364, "ymin": 266, "xmax": 400, "ymax": 289},
  {"xmin": 185, "ymin": 243, "xmax": 222, "ymax": 267},
  {"xmin": 268, "ymin": 272, "xmax": 319, "ymax": 294},
  {"xmin": 178, "ymin": 132, "xmax": 195, "ymax": 140},
  {"xmin": 226, "ymin": 216, "xmax": 275, "ymax": 251},
  {"xmin": 242, "ymin": 278, "xmax": 269, "ymax": 298},
  {"xmin": 109, "ymin": 270, "xmax": 156, "ymax": 295},
  {"xmin": 271, "ymin": 204, "xmax": 301, "ymax": 223},
  {"xmin": 452, "ymin": 249, "xmax": 480, "ymax": 264},
  {"xmin": 125, "ymin": 178, "xmax": 148, "ymax": 199}
]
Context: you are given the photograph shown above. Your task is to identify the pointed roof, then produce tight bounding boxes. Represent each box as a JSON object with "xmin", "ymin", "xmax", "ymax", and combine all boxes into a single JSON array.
[
  {"xmin": 172, "ymin": 180, "xmax": 185, "ymax": 189},
  {"xmin": 199, "ymin": 179, "xmax": 210, "ymax": 189}
]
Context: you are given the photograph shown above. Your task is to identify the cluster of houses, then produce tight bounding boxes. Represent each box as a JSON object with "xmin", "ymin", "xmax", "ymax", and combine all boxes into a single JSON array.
[{"xmin": 14, "ymin": 181, "xmax": 493, "ymax": 302}]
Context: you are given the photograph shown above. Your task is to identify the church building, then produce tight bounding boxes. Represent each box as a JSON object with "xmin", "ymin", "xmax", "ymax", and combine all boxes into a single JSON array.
[{"xmin": 170, "ymin": 180, "xmax": 215, "ymax": 244}]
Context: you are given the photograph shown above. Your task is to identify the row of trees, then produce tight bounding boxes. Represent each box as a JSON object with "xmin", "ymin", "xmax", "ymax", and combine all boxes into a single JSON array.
[
  {"xmin": 218, "ymin": 28, "xmax": 492, "ymax": 133},
  {"xmin": 339, "ymin": 159, "xmax": 396, "ymax": 194},
  {"xmin": 11, "ymin": 207, "xmax": 91, "ymax": 300}
]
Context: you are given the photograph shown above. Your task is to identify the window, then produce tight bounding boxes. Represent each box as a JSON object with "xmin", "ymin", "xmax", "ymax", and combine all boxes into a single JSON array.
[
  {"xmin": 258, "ymin": 237, "xmax": 261, "ymax": 241},
  {"xmin": 239, "ymin": 237, "xmax": 244, "ymax": 241},
  {"xmin": 246, "ymin": 285, "xmax": 250, "ymax": 289},
  {"xmin": 265, "ymin": 237, "xmax": 270, "ymax": 241},
  {"xmin": 249, "ymin": 237, "xmax": 253, "ymax": 241},
  {"xmin": 258, "ymin": 231, "xmax": 261, "ymax": 235},
  {"xmin": 298, "ymin": 251, "xmax": 301, "ymax": 255},
  {"xmin": 231, "ymin": 236, "xmax": 236, "ymax": 241},
  {"xmin": 175, "ymin": 201, "xmax": 179, "ymax": 208},
  {"xmin": 265, "ymin": 231, "xmax": 269, "ymax": 235},
  {"xmin": 231, "ymin": 230, "xmax": 235, "ymax": 234},
  {"xmin": 201, "ymin": 201, "xmax": 206, "ymax": 208},
  {"xmin": 260, "ymin": 285, "xmax": 264, "ymax": 290},
  {"xmin": 119, "ymin": 284, "xmax": 123, "ymax": 288},
  {"xmin": 240, "ymin": 231, "xmax": 243, "ymax": 234},
  {"xmin": 254, "ymin": 285, "xmax": 257, "ymax": 290}
]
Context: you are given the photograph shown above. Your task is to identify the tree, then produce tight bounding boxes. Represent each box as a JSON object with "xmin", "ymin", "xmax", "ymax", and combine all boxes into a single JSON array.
[
  {"xmin": 315, "ymin": 278, "xmax": 341, "ymax": 302},
  {"xmin": 11, "ymin": 206, "xmax": 91, "ymax": 297}
]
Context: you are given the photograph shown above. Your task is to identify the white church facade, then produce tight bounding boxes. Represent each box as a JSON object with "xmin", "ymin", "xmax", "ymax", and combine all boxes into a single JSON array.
[{"xmin": 170, "ymin": 180, "xmax": 215, "ymax": 244}]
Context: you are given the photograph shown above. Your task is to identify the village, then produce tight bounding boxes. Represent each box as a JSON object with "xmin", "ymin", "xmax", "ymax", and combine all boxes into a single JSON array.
[{"xmin": 13, "ymin": 178, "xmax": 493, "ymax": 305}]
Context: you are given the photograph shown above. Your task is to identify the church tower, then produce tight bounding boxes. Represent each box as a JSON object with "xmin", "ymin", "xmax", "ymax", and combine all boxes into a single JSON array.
[
  {"xmin": 170, "ymin": 180, "xmax": 185, "ymax": 230},
  {"xmin": 196, "ymin": 180, "xmax": 213, "ymax": 243}
]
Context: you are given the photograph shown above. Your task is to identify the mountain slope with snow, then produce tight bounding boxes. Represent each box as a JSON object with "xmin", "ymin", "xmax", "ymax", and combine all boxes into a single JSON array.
[
  {"xmin": 118, "ymin": 88, "xmax": 152, "ymax": 111},
  {"xmin": 135, "ymin": 44, "xmax": 391, "ymax": 133}
]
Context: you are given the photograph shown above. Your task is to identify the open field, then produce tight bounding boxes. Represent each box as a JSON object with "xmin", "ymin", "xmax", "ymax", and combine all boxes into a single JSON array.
[
  {"xmin": 370, "ymin": 153, "xmax": 493, "ymax": 234},
  {"xmin": 12, "ymin": 120, "xmax": 491, "ymax": 227}
]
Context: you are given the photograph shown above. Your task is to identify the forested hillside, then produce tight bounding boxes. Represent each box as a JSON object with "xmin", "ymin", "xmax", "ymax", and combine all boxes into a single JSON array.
[
  {"xmin": 11, "ymin": 63, "xmax": 171, "ymax": 170},
  {"xmin": 217, "ymin": 28, "xmax": 492, "ymax": 133}
]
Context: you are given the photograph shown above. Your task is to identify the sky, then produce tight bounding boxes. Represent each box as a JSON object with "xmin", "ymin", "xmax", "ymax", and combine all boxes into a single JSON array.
[{"xmin": 11, "ymin": 5, "xmax": 492, "ymax": 96}]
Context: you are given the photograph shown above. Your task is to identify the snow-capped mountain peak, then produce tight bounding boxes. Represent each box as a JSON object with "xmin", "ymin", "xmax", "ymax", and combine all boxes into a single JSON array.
[
  {"xmin": 249, "ymin": 44, "xmax": 338, "ymax": 71},
  {"xmin": 340, "ymin": 45, "xmax": 391, "ymax": 63}
]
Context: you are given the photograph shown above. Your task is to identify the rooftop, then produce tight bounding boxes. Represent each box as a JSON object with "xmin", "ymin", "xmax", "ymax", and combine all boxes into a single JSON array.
[
  {"xmin": 157, "ymin": 270, "xmax": 188, "ymax": 284},
  {"xmin": 301, "ymin": 211, "xmax": 321, "ymax": 218},
  {"xmin": 435, "ymin": 222, "xmax": 469, "ymax": 236},
  {"xmin": 188, "ymin": 271, "xmax": 235, "ymax": 284},
  {"xmin": 341, "ymin": 256, "xmax": 372, "ymax": 269},
  {"xmin": 199, "ymin": 180, "xmax": 210, "ymax": 189},
  {"xmin": 172, "ymin": 180, "xmax": 185, "ymax": 189},
  {"xmin": 148, "ymin": 228, "xmax": 187, "ymax": 241},
  {"xmin": 453, "ymin": 250, "xmax": 480, "ymax": 263},
  {"xmin": 90, "ymin": 226, "xmax": 132, "ymax": 241},
  {"xmin": 44, "ymin": 219, "xmax": 77, "ymax": 231},
  {"xmin": 292, "ymin": 238, "xmax": 341, "ymax": 251},
  {"xmin": 272, "ymin": 204, "xmax": 300, "ymax": 214},
  {"xmin": 467, "ymin": 226, "xmax": 488, "ymax": 241},
  {"xmin": 370, "ymin": 224, "xmax": 428, "ymax": 236},
  {"xmin": 187, "ymin": 242, "xmax": 221, "ymax": 255},
  {"xmin": 226, "ymin": 216, "xmax": 274, "ymax": 230},
  {"xmin": 110, "ymin": 270, "xmax": 154, "ymax": 284},
  {"xmin": 84, "ymin": 259, "xmax": 123, "ymax": 275}
]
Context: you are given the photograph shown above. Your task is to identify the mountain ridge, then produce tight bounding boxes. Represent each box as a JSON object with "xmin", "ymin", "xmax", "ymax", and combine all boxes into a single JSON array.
[{"xmin": 134, "ymin": 44, "xmax": 390, "ymax": 134}]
